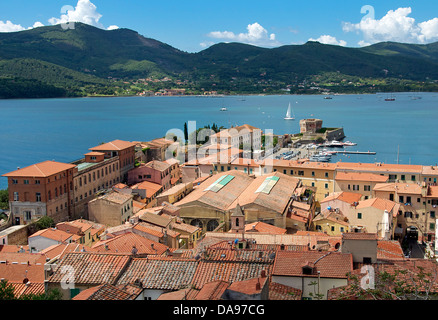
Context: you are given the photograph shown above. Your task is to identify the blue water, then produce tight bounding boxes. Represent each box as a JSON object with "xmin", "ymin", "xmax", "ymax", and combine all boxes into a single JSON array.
[{"xmin": 1, "ymin": 93, "xmax": 437, "ymax": 190}]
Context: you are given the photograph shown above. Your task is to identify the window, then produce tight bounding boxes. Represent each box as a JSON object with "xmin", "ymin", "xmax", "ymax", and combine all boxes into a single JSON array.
[
  {"xmin": 412, "ymin": 175, "xmax": 416, "ymax": 181},
  {"xmin": 35, "ymin": 180, "xmax": 40, "ymax": 185},
  {"xmin": 325, "ymin": 172, "xmax": 329, "ymax": 178},
  {"xmin": 311, "ymin": 171, "xmax": 315, "ymax": 176},
  {"xmin": 399, "ymin": 196, "xmax": 404, "ymax": 203},
  {"xmin": 331, "ymin": 226, "xmax": 335, "ymax": 232},
  {"xmin": 325, "ymin": 183, "xmax": 329, "ymax": 189},
  {"xmin": 389, "ymin": 194, "xmax": 394, "ymax": 201},
  {"xmin": 406, "ymin": 196, "xmax": 411, "ymax": 204},
  {"xmin": 340, "ymin": 227, "xmax": 345, "ymax": 232},
  {"xmin": 401, "ymin": 175, "xmax": 406, "ymax": 181},
  {"xmin": 298, "ymin": 171, "xmax": 304, "ymax": 176},
  {"xmin": 357, "ymin": 212, "xmax": 362, "ymax": 219},
  {"xmin": 430, "ymin": 223, "xmax": 436, "ymax": 231},
  {"xmin": 36, "ymin": 193, "xmax": 41, "ymax": 202},
  {"xmin": 404, "ymin": 212, "xmax": 413, "ymax": 218},
  {"xmin": 24, "ymin": 180, "xmax": 29, "ymax": 185},
  {"xmin": 13, "ymin": 192, "xmax": 19, "ymax": 201},
  {"xmin": 12, "ymin": 179, "xmax": 18, "ymax": 184},
  {"xmin": 364, "ymin": 185, "xmax": 371, "ymax": 191},
  {"xmin": 24, "ymin": 211, "xmax": 32, "ymax": 221},
  {"xmin": 431, "ymin": 211, "xmax": 436, "ymax": 218}
]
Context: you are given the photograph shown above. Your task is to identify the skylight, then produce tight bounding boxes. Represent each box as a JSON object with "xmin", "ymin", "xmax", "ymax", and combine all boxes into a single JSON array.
[
  {"xmin": 204, "ymin": 175, "xmax": 235, "ymax": 192},
  {"xmin": 255, "ymin": 176, "xmax": 279, "ymax": 194}
]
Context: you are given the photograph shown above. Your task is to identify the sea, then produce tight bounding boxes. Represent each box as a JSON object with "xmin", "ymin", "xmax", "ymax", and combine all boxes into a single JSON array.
[{"xmin": 0, "ymin": 92, "xmax": 437, "ymax": 190}]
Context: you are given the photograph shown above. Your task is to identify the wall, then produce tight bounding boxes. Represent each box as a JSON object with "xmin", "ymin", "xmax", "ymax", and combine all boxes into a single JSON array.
[{"xmin": 341, "ymin": 239, "xmax": 377, "ymax": 263}]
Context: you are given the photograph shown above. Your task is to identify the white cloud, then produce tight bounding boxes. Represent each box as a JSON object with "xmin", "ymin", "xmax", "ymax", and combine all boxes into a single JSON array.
[
  {"xmin": 107, "ymin": 25, "xmax": 119, "ymax": 30},
  {"xmin": 308, "ymin": 35, "xmax": 347, "ymax": 46},
  {"xmin": 48, "ymin": 0, "xmax": 103, "ymax": 28},
  {"xmin": 0, "ymin": 20, "xmax": 25, "ymax": 32},
  {"xmin": 343, "ymin": 7, "xmax": 438, "ymax": 46},
  {"xmin": 207, "ymin": 22, "xmax": 281, "ymax": 47},
  {"xmin": 31, "ymin": 22, "xmax": 44, "ymax": 29},
  {"xmin": 200, "ymin": 41, "xmax": 215, "ymax": 48}
]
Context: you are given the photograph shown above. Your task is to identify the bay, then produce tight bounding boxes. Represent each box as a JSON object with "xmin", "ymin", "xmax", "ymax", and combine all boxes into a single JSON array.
[{"xmin": 1, "ymin": 92, "xmax": 437, "ymax": 190}]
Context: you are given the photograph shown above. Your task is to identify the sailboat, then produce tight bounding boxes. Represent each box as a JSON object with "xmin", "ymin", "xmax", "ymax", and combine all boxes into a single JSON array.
[{"xmin": 284, "ymin": 102, "xmax": 295, "ymax": 120}]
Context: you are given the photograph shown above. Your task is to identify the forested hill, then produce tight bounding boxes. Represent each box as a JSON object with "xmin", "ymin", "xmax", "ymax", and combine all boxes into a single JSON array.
[{"xmin": 0, "ymin": 23, "xmax": 438, "ymax": 98}]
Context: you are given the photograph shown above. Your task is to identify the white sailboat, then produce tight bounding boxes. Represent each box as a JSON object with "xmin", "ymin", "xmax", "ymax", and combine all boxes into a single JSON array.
[{"xmin": 284, "ymin": 102, "xmax": 295, "ymax": 120}]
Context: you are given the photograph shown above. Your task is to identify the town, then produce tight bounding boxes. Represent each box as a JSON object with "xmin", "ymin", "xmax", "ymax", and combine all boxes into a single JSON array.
[{"xmin": 1, "ymin": 120, "xmax": 438, "ymax": 301}]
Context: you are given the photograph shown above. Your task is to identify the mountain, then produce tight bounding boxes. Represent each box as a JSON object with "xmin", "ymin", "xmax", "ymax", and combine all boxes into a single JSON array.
[{"xmin": 0, "ymin": 23, "xmax": 438, "ymax": 98}]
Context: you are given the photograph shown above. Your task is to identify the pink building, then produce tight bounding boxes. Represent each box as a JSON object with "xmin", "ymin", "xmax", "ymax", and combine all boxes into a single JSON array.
[{"xmin": 127, "ymin": 160, "xmax": 179, "ymax": 191}]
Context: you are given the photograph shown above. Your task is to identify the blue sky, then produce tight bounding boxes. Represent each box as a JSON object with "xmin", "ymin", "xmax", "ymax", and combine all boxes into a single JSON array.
[{"xmin": 1, "ymin": 0, "xmax": 438, "ymax": 52}]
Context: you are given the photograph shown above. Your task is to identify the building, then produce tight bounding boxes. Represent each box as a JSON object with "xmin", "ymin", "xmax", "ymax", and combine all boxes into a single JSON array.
[
  {"xmin": 209, "ymin": 124, "xmax": 262, "ymax": 151},
  {"xmin": 156, "ymin": 182, "xmax": 193, "ymax": 206},
  {"xmin": 88, "ymin": 140, "xmax": 136, "ymax": 183},
  {"xmin": 334, "ymin": 171, "xmax": 388, "ymax": 200},
  {"xmin": 71, "ymin": 152, "xmax": 121, "ymax": 220},
  {"xmin": 127, "ymin": 160, "xmax": 179, "ymax": 190},
  {"xmin": 341, "ymin": 233, "xmax": 378, "ymax": 264},
  {"xmin": 88, "ymin": 191, "xmax": 134, "ymax": 227},
  {"xmin": 313, "ymin": 208, "xmax": 350, "ymax": 236},
  {"xmin": 2, "ymin": 161, "xmax": 76, "ymax": 225},
  {"xmin": 28, "ymin": 228, "xmax": 73, "ymax": 252},
  {"xmin": 299, "ymin": 119, "xmax": 323, "ymax": 134}
]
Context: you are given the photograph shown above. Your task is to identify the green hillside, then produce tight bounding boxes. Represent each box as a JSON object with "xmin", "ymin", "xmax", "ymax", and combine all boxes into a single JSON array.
[{"xmin": 0, "ymin": 23, "xmax": 438, "ymax": 98}]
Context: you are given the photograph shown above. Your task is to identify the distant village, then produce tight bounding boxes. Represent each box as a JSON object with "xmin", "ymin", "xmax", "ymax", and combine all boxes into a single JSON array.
[{"xmin": 1, "ymin": 120, "xmax": 438, "ymax": 301}]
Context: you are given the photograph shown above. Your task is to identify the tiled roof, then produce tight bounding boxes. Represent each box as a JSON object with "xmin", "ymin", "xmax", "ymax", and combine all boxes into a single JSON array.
[
  {"xmin": 336, "ymin": 162, "xmax": 423, "ymax": 173},
  {"xmin": 2, "ymin": 160, "xmax": 76, "ymax": 178},
  {"xmin": 157, "ymin": 288, "xmax": 198, "ymax": 300},
  {"xmin": 10, "ymin": 281, "xmax": 46, "ymax": 298},
  {"xmin": 321, "ymin": 192, "xmax": 362, "ymax": 205},
  {"xmin": 244, "ymin": 222, "xmax": 287, "ymax": 235},
  {"xmin": 422, "ymin": 165, "xmax": 438, "ymax": 175},
  {"xmin": 47, "ymin": 252, "xmax": 131, "ymax": 285},
  {"xmin": 373, "ymin": 183, "xmax": 422, "ymax": 194},
  {"xmin": 0, "ymin": 252, "xmax": 47, "ymax": 265},
  {"xmin": 92, "ymin": 232, "xmax": 169, "ymax": 255},
  {"xmin": 193, "ymin": 280, "xmax": 229, "ymax": 300},
  {"xmin": 138, "ymin": 211, "xmax": 173, "ymax": 228},
  {"xmin": 0, "ymin": 245, "xmax": 29, "ymax": 253},
  {"xmin": 335, "ymin": 171, "xmax": 389, "ymax": 182},
  {"xmin": 0, "ymin": 263, "xmax": 45, "ymax": 283},
  {"xmin": 202, "ymin": 248, "xmax": 276, "ymax": 263},
  {"xmin": 89, "ymin": 140, "xmax": 135, "ymax": 151},
  {"xmin": 97, "ymin": 191, "xmax": 133, "ymax": 204},
  {"xmin": 131, "ymin": 181, "xmax": 163, "ymax": 198},
  {"xmin": 175, "ymin": 170, "xmax": 254, "ymax": 211},
  {"xmin": 355, "ymin": 198, "xmax": 399, "ymax": 213},
  {"xmin": 72, "ymin": 283, "xmax": 140, "ymax": 300},
  {"xmin": 426, "ymin": 185, "xmax": 438, "ymax": 198},
  {"xmin": 29, "ymin": 228, "xmax": 72, "ymax": 242},
  {"xmin": 377, "ymin": 240, "xmax": 405, "ymax": 260},
  {"xmin": 342, "ymin": 233, "xmax": 378, "ymax": 240},
  {"xmin": 227, "ymin": 276, "xmax": 268, "ymax": 296},
  {"xmin": 269, "ymin": 281, "xmax": 302, "ymax": 300},
  {"xmin": 191, "ymin": 259, "xmax": 272, "ymax": 290},
  {"xmin": 116, "ymin": 256, "xmax": 198, "ymax": 290},
  {"xmin": 144, "ymin": 160, "xmax": 171, "ymax": 172},
  {"xmin": 273, "ymin": 251, "xmax": 353, "ymax": 279},
  {"xmin": 228, "ymin": 172, "xmax": 300, "ymax": 214}
]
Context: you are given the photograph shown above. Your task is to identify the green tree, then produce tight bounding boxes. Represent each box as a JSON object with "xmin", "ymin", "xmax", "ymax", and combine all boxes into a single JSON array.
[
  {"xmin": 35, "ymin": 216, "xmax": 55, "ymax": 230},
  {"xmin": 0, "ymin": 280, "xmax": 15, "ymax": 300},
  {"xmin": 19, "ymin": 288, "xmax": 63, "ymax": 300},
  {"xmin": 0, "ymin": 189, "xmax": 8, "ymax": 210}
]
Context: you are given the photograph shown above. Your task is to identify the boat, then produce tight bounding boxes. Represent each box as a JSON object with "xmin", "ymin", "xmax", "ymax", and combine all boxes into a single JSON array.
[
  {"xmin": 284, "ymin": 103, "xmax": 295, "ymax": 120},
  {"xmin": 324, "ymin": 96, "xmax": 333, "ymax": 100},
  {"xmin": 324, "ymin": 140, "xmax": 343, "ymax": 147},
  {"xmin": 220, "ymin": 107, "xmax": 227, "ymax": 111},
  {"xmin": 385, "ymin": 93, "xmax": 396, "ymax": 101},
  {"xmin": 342, "ymin": 141, "xmax": 357, "ymax": 146}
]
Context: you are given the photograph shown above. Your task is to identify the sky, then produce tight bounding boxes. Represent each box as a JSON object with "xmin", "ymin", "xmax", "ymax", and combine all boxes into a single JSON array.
[{"xmin": 1, "ymin": 0, "xmax": 438, "ymax": 52}]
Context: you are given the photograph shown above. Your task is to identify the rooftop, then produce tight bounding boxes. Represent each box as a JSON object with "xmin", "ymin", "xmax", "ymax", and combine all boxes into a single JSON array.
[
  {"xmin": 335, "ymin": 171, "xmax": 389, "ymax": 182},
  {"xmin": 89, "ymin": 139, "xmax": 136, "ymax": 151},
  {"xmin": 2, "ymin": 160, "xmax": 76, "ymax": 178}
]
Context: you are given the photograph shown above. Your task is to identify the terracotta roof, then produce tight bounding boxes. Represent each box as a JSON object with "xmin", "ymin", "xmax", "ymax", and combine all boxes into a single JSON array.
[
  {"xmin": 377, "ymin": 240, "xmax": 405, "ymax": 260},
  {"xmin": 10, "ymin": 281, "xmax": 45, "ymax": 298},
  {"xmin": 138, "ymin": 211, "xmax": 173, "ymax": 228},
  {"xmin": 92, "ymin": 232, "xmax": 169, "ymax": 255},
  {"xmin": 131, "ymin": 181, "xmax": 163, "ymax": 198},
  {"xmin": 273, "ymin": 251, "xmax": 353, "ymax": 279},
  {"xmin": 321, "ymin": 192, "xmax": 362, "ymax": 205},
  {"xmin": 192, "ymin": 259, "xmax": 272, "ymax": 290},
  {"xmin": 244, "ymin": 222, "xmax": 287, "ymax": 235},
  {"xmin": 0, "ymin": 263, "xmax": 45, "ymax": 283},
  {"xmin": 175, "ymin": 170, "xmax": 254, "ymax": 211},
  {"xmin": 89, "ymin": 139, "xmax": 135, "ymax": 151},
  {"xmin": 143, "ymin": 160, "xmax": 171, "ymax": 172},
  {"xmin": 227, "ymin": 276, "xmax": 268, "ymax": 296},
  {"xmin": 97, "ymin": 191, "xmax": 133, "ymax": 204},
  {"xmin": 313, "ymin": 209, "xmax": 350, "ymax": 226},
  {"xmin": 0, "ymin": 245, "xmax": 30, "ymax": 253},
  {"xmin": 426, "ymin": 186, "xmax": 438, "ymax": 198},
  {"xmin": 342, "ymin": 233, "xmax": 378, "ymax": 240},
  {"xmin": 336, "ymin": 162, "xmax": 423, "ymax": 173},
  {"xmin": 355, "ymin": 198, "xmax": 399, "ymax": 214},
  {"xmin": 48, "ymin": 252, "xmax": 131, "ymax": 285},
  {"xmin": 144, "ymin": 138, "xmax": 174, "ymax": 149},
  {"xmin": 269, "ymin": 281, "xmax": 302, "ymax": 300},
  {"xmin": 228, "ymin": 172, "xmax": 300, "ymax": 214},
  {"xmin": 157, "ymin": 288, "xmax": 198, "ymax": 300},
  {"xmin": 193, "ymin": 280, "xmax": 229, "ymax": 300},
  {"xmin": 0, "ymin": 252, "xmax": 47, "ymax": 265},
  {"xmin": 116, "ymin": 256, "xmax": 198, "ymax": 290},
  {"xmin": 2, "ymin": 160, "xmax": 75, "ymax": 178},
  {"xmin": 373, "ymin": 183, "xmax": 422, "ymax": 195},
  {"xmin": 29, "ymin": 228, "xmax": 72, "ymax": 242},
  {"xmin": 72, "ymin": 283, "xmax": 140, "ymax": 300},
  {"xmin": 335, "ymin": 171, "xmax": 389, "ymax": 182},
  {"xmin": 84, "ymin": 152, "xmax": 105, "ymax": 156},
  {"xmin": 422, "ymin": 165, "xmax": 438, "ymax": 175},
  {"xmin": 172, "ymin": 221, "xmax": 201, "ymax": 234}
]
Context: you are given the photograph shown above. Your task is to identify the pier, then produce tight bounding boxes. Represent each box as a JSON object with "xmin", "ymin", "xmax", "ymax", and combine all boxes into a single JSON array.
[{"xmin": 329, "ymin": 150, "xmax": 376, "ymax": 155}]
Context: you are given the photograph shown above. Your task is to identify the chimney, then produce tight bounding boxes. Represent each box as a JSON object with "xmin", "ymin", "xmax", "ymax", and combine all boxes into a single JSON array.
[
  {"xmin": 261, "ymin": 270, "xmax": 266, "ymax": 278},
  {"xmin": 255, "ymin": 279, "xmax": 261, "ymax": 291}
]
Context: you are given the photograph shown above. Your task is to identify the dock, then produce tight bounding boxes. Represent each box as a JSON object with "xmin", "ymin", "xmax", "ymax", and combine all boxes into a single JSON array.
[{"xmin": 329, "ymin": 150, "xmax": 376, "ymax": 155}]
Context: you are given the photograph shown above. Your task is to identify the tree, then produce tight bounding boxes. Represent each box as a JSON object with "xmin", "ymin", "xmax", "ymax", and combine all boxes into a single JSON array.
[
  {"xmin": 0, "ymin": 280, "xmax": 15, "ymax": 300},
  {"xmin": 183, "ymin": 122, "xmax": 188, "ymax": 141},
  {"xmin": 19, "ymin": 288, "xmax": 63, "ymax": 300},
  {"xmin": 0, "ymin": 189, "xmax": 8, "ymax": 210},
  {"xmin": 35, "ymin": 216, "xmax": 55, "ymax": 230}
]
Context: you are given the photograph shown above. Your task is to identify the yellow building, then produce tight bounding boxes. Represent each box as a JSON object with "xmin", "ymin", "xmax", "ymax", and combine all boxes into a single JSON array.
[{"xmin": 313, "ymin": 208, "xmax": 350, "ymax": 236}]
